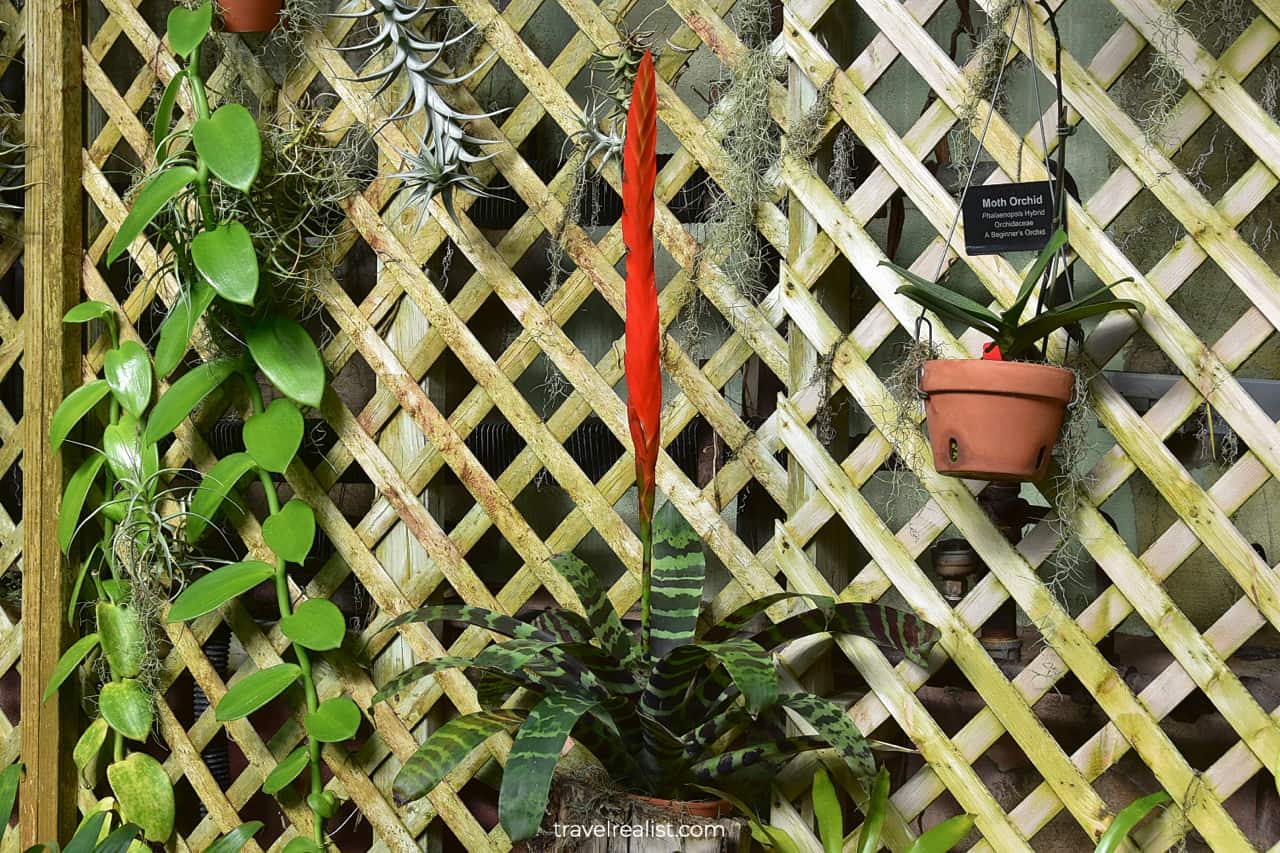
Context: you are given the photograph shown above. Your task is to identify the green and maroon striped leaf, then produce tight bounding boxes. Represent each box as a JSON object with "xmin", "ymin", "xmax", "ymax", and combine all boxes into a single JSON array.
[
  {"xmin": 703, "ymin": 593, "xmax": 835, "ymax": 642},
  {"xmin": 777, "ymin": 693, "xmax": 875, "ymax": 782},
  {"xmin": 372, "ymin": 656, "xmax": 491, "ymax": 705},
  {"xmin": 648, "ymin": 502, "xmax": 706, "ymax": 659},
  {"xmin": 381, "ymin": 604, "xmax": 556, "ymax": 643},
  {"xmin": 549, "ymin": 554, "xmax": 638, "ymax": 665},
  {"xmin": 569, "ymin": 714, "xmax": 643, "ymax": 783},
  {"xmin": 643, "ymin": 639, "xmax": 776, "ymax": 720},
  {"xmin": 750, "ymin": 603, "xmax": 938, "ymax": 667},
  {"xmin": 681, "ymin": 707, "xmax": 753, "ymax": 761},
  {"xmin": 686, "ymin": 735, "xmax": 832, "ymax": 784},
  {"xmin": 392, "ymin": 710, "xmax": 527, "ymax": 804},
  {"xmin": 499, "ymin": 694, "xmax": 599, "ymax": 841},
  {"xmin": 528, "ymin": 609, "xmax": 595, "ymax": 644}
]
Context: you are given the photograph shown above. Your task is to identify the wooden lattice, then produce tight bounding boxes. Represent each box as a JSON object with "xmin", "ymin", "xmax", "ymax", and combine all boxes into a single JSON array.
[{"xmin": 18, "ymin": 0, "xmax": 1280, "ymax": 847}]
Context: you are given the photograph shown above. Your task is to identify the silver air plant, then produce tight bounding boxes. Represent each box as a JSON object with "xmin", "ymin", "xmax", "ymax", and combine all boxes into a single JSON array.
[
  {"xmin": 335, "ymin": 0, "xmax": 503, "ymax": 217},
  {"xmin": 569, "ymin": 97, "xmax": 623, "ymax": 175}
]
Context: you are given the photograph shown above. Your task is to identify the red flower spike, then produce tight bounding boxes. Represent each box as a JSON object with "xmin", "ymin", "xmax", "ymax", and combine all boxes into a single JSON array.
[
  {"xmin": 982, "ymin": 342, "xmax": 1003, "ymax": 361},
  {"xmin": 623, "ymin": 51, "xmax": 660, "ymax": 550}
]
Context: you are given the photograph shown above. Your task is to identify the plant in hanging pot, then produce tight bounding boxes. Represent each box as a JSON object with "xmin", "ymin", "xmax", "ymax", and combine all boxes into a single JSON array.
[
  {"xmin": 373, "ymin": 51, "xmax": 940, "ymax": 850},
  {"xmin": 216, "ymin": 0, "xmax": 283, "ymax": 33},
  {"xmin": 881, "ymin": 229, "xmax": 1144, "ymax": 481}
]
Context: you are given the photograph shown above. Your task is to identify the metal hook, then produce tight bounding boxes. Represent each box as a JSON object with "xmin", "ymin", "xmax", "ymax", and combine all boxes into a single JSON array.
[{"xmin": 914, "ymin": 315, "xmax": 934, "ymax": 399}]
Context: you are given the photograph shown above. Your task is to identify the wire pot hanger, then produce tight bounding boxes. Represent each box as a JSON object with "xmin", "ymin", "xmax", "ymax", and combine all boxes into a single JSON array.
[{"xmin": 913, "ymin": 0, "xmax": 1074, "ymax": 362}]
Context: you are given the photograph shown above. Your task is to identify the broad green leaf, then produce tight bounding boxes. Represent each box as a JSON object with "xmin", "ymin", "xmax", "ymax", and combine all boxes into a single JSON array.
[
  {"xmin": 216, "ymin": 664, "xmax": 301, "ymax": 721},
  {"xmin": 153, "ymin": 70, "xmax": 187, "ymax": 159},
  {"xmin": 104, "ymin": 341, "xmax": 152, "ymax": 419},
  {"xmin": 306, "ymin": 791, "xmax": 337, "ymax": 819},
  {"xmin": 648, "ymin": 501, "xmax": 706, "ymax": 658},
  {"xmin": 96, "ymin": 824, "xmax": 142, "ymax": 853},
  {"xmin": 499, "ymin": 694, "xmax": 596, "ymax": 842},
  {"xmin": 262, "ymin": 746, "xmax": 308, "ymax": 795},
  {"xmin": 166, "ymin": 2, "xmax": 211, "ymax": 56},
  {"xmin": 99, "ymin": 679, "xmax": 154, "ymax": 741},
  {"xmin": 244, "ymin": 398, "xmax": 303, "ymax": 473},
  {"xmin": 154, "ymin": 282, "xmax": 216, "ymax": 377},
  {"xmin": 280, "ymin": 598, "xmax": 345, "ymax": 651},
  {"xmin": 186, "ymin": 452, "xmax": 256, "ymax": 543},
  {"xmin": 97, "ymin": 602, "xmax": 146, "ymax": 679},
  {"xmin": 892, "ymin": 283, "xmax": 1003, "ymax": 338},
  {"xmin": 65, "ymin": 809, "xmax": 109, "ymax": 853},
  {"xmin": 304, "ymin": 696, "xmax": 361, "ymax": 743},
  {"xmin": 1004, "ymin": 227, "xmax": 1070, "ymax": 324},
  {"xmin": 0, "ymin": 762, "xmax": 20, "ymax": 835},
  {"xmin": 63, "ymin": 301, "xmax": 115, "ymax": 325},
  {"xmin": 280, "ymin": 839, "xmax": 322, "ymax": 853},
  {"xmin": 144, "ymin": 359, "xmax": 237, "ymax": 445},
  {"xmin": 74, "ymin": 717, "xmax": 110, "ymax": 772},
  {"xmin": 205, "ymin": 822, "xmax": 263, "ymax": 853},
  {"xmin": 102, "ymin": 421, "xmax": 150, "ymax": 484},
  {"xmin": 754, "ymin": 825, "xmax": 803, "ymax": 853},
  {"xmin": 167, "ymin": 560, "xmax": 274, "ymax": 622},
  {"xmin": 262, "ymin": 498, "xmax": 315, "ymax": 563},
  {"xmin": 106, "ymin": 167, "xmax": 197, "ymax": 264},
  {"xmin": 905, "ymin": 815, "xmax": 975, "ymax": 853},
  {"xmin": 812, "ymin": 767, "xmax": 842, "ymax": 853},
  {"xmin": 192, "ymin": 104, "xmax": 261, "ymax": 192},
  {"xmin": 549, "ymin": 553, "xmax": 637, "ymax": 665},
  {"xmin": 393, "ymin": 710, "xmax": 526, "ymax": 803},
  {"xmin": 50, "ymin": 380, "xmax": 110, "ymax": 452},
  {"xmin": 1009, "ymin": 299, "xmax": 1146, "ymax": 358},
  {"xmin": 43, "ymin": 633, "xmax": 99, "ymax": 701},
  {"xmin": 59, "ymin": 454, "xmax": 106, "ymax": 554},
  {"xmin": 856, "ymin": 767, "xmax": 890, "ymax": 853},
  {"xmin": 245, "ymin": 316, "xmax": 325, "ymax": 408},
  {"xmin": 191, "ymin": 221, "xmax": 258, "ymax": 305},
  {"xmin": 107, "ymin": 753, "xmax": 175, "ymax": 842},
  {"xmin": 1094, "ymin": 792, "xmax": 1170, "ymax": 853}
]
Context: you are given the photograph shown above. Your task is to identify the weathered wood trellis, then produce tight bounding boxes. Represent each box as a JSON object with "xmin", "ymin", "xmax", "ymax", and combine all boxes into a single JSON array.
[{"xmin": 10, "ymin": 0, "xmax": 1280, "ymax": 847}]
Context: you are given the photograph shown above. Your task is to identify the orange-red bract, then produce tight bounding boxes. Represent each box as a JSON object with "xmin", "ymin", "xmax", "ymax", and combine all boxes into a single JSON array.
[{"xmin": 623, "ymin": 50, "xmax": 660, "ymax": 548}]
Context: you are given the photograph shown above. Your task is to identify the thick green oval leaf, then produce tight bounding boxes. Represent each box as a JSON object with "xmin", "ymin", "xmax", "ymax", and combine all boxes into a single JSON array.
[
  {"xmin": 97, "ymin": 602, "xmax": 146, "ymax": 679},
  {"xmin": 168, "ymin": 560, "xmax": 274, "ymax": 623},
  {"xmin": 216, "ymin": 663, "xmax": 301, "ymax": 721},
  {"xmin": 106, "ymin": 166, "xmax": 197, "ymax": 264},
  {"xmin": 306, "ymin": 791, "xmax": 338, "ymax": 819},
  {"xmin": 1094, "ymin": 792, "xmax": 1170, "ymax": 853},
  {"xmin": 166, "ymin": 2, "xmax": 211, "ymax": 56},
  {"xmin": 99, "ymin": 679, "xmax": 154, "ymax": 741},
  {"xmin": 63, "ymin": 300, "xmax": 115, "ymax": 325},
  {"xmin": 262, "ymin": 746, "xmax": 308, "ymax": 795},
  {"xmin": 243, "ymin": 398, "xmax": 303, "ymax": 473},
  {"xmin": 905, "ymin": 815, "xmax": 975, "ymax": 853},
  {"xmin": 206, "ymin": 822, "xmax": 263, "ymax": 853},
  {"xmin": 186, "ymin": 452, "xmax": 257, "ymax": 544},
  {"xmin": 153, "ymin": 69, "xmax": 187, "ymax": 161},
  {"xmin": 193, "ymin": 105, "xmax": 261, "ymax": 192},
  {"xmin": 154, "ymin": 281, "xmax": 216, "ymax": 377},
  {"xmin": 74, "ymin": 717, "xmax": 110, "ymax": 772},
  {"xmin": 107, "ymin": 753, "xmax": 175, "ymax": 842},
  {"xmin": 305, "ymin": 696, "xmax": 361, "ymax": 743},
  {"xmin": 102, "ymin": 421, "xmax": 152, "ymax": 484},
  {"xmin": 104, "ymin": 341, "xmax": 152, "ymax": 419},
  {"xmin": 191, "ymin": 221, "xmax": 258, "ymax": 305},
  {"xmin": 144, "ymin": 358, "xmax": 237, "ymax": 445},
  {"xmin": 245, "ymin": 315, "xmax": 324, "ymax": 408},
  {"xmin": 59, "ymin": 453, "xmax": 106, "ymax": 554},
  {"xmin": 262, "ymin": 498, "xmax": 315, "ymax": 563},
  {"xmin": 281, "ymin": 838, "xmax": 322, "ymax": 853},
  {"xmin": 43, "ymin": 632, "xmax": 99, "ymax": 701},
  {"xmin": 50, "ymin": 380, "xmax": 111, "ymax": 452},
  {"xmin": 281, "ymin": 598, "xmax": 345, "ymax": 651}
]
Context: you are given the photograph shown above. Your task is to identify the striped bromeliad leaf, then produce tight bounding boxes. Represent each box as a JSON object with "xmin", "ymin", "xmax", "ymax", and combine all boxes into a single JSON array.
[
  {"xmin": 549, "ymin": 553, "xmax": 639, "ymax": 666},
  {"xmin": 392, "ymin": 710, "xmax": 527, "ymax": 804},
  {"xmin": 642, "ymin": 639, "xmax": 776, "ymax": 719},
  {"xmin": 702, "ymin": 592, "xmax": 836, "ymax": 642},
  {"xmin": 648, "ymin": 501, "xmax": 706, "ymax": 659},
  {"xmin": 568, "ymin": 713, "xmax": 644, "ymax": 781},
  {"xmin": 776, "ymin": 693, "xmax": 876, "ymax": 782},
  {"xmin": 528, "ymin": 609, "xmax": 595, "ymax": 644},
  {"xmin": 681, "ymin": 707, "xmax": 754, "ymax": 761},
  {"xmin": 498, "ymin": 694, "xmax": 601, "ymax": 841},
  {"xmin": 750, "ymin": 602, "xmax": 939, "ymax": 668},
  {"xmin": 685, "ymin": 734, "xmax": 835, "ymax": 784},
  {"xmin": 381, "ymin": 604, "xmax": 557, "ymax": 643}
]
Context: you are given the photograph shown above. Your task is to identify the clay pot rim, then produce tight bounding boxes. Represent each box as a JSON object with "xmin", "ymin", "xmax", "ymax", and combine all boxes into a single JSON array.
[
  {"xmin": 626, "ymin": 793, "xmax": 733, "ymax": 819},
  {"xmin": 920, "ymin": 358, "xmax": 1074, "ymax": 401}
]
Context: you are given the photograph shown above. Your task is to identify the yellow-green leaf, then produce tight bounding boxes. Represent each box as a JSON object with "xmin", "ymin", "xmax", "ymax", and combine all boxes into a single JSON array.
[
  {"xmin": 168, "ymin": 560, "xmax": 274, "ymax": 622},
  {"xmin": 107, "ymin": 753, "xmax": 175, "ymax": 842}
]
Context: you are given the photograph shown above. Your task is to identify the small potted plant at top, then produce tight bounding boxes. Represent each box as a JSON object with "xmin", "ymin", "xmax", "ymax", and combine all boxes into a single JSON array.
[
  {"xmin": 216, "ymin": 0, "xmax": 282, "ymax": 33},
  {"xmin": 881, "ymin": 230, "xmax": 1143, "ymax": 481},
  {"xmin": 373, "ymin": 51, "xmax": 940, "ymax": 849}
]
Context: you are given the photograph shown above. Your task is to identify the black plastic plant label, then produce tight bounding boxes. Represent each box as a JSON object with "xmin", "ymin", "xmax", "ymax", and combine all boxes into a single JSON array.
[{"xmin": 961, "ymin": 181, "xmax": 1054, "ymax": 255}]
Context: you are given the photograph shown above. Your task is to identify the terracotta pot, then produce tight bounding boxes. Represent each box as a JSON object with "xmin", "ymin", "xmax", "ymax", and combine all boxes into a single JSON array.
[
  {"xmin": 920, "ymin": 359, "xmax": 1074, "ymax": 482},
  {"xmin": 627, "ymin": 794, "xmax": 732, "ymax": 819},
  {"xmin": 217, "ymin": 0, "xmax": 282, "ymax": 32}
]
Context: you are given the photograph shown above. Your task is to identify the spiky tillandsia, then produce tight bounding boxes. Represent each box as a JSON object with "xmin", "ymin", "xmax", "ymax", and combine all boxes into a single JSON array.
[
  {"xmin": 390, "ymin": 110, "xmax": 500, "ymax": 226},
  {"xmin": 374, "ymin": 501, "xmax": 941, "ymax": 842}
]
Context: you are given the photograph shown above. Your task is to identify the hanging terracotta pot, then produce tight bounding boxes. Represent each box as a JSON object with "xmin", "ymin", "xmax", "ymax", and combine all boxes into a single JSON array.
[
  {"xmin": 217, "ymin": 0, "xmax": 282, "ymax": 33},
  {"xmin": 919, "ymin": 359, "xmax": 1074, "ymax": 482}
]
